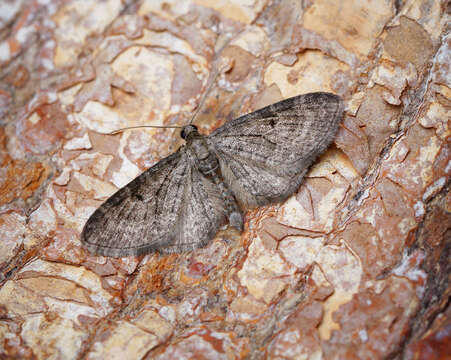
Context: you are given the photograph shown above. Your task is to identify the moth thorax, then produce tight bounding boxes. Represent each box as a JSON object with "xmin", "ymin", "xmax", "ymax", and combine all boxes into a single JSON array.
[
  {"xmin": 195, "ymin": 145, "xmax": 219, "ymax": 175},
  {"xmin": 190, "ymin": 138, "xmax": 210, "ymax": 161}
]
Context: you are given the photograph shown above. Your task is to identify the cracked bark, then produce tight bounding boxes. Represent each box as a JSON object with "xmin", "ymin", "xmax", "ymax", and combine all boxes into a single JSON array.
[{"xmin": 0, "ymin": 0, "xmax": 449, "ymax": 359}]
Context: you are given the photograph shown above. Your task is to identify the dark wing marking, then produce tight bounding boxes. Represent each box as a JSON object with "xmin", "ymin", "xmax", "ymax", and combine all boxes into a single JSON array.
[
  {"xmin": 81, "ymin": 150, "xmax": 228, "ymax": 257},
  {"xmin": 208, "ymin": 92, "xmax": 344, "ymax": 207}
]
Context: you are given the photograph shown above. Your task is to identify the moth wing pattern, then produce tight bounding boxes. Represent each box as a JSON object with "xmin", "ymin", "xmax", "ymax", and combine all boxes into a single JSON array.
[
  {"xmin": 81, "ymin": 150, "xmax": 229, "ymax": 257},
  {"xmin": 207, "ymin": 92, "xmax": 344, "ymax": 207}
]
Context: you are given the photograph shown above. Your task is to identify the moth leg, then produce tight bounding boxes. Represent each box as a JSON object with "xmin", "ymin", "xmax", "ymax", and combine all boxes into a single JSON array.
[
  {"xmin": 222, "ymin": 186, "xmax": 243, "ymax": 231},
  {"xmin": 229, "ymin": 211, "xmax": 243, "ymax": 231}
]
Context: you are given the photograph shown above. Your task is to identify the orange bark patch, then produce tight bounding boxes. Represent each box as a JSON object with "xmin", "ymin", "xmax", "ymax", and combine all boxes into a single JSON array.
[{"xmin": 0, "ymin": 129, "xmax": 49, "ymax": 205}]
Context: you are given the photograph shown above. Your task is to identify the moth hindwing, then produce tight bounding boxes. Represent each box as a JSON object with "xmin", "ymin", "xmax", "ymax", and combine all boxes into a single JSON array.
[{"xmin": 81, "ymin": 92, "xmax": 344, "ymax": 257}]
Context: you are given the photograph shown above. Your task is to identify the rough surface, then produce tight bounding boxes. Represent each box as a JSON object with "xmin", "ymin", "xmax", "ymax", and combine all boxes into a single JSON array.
[{"xmin": 0, "ymin": 0, "xmax": 449, "ymax": 359}]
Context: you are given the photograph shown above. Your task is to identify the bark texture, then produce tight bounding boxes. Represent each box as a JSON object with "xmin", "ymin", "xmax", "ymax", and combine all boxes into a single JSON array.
[{"xmin": 0, "ymin": 0, "xmax": 449, "ymax": 359}]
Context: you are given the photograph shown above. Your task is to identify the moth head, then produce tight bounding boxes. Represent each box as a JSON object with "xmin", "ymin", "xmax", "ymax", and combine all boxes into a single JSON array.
[{"xmin": 180, "ymin": 125, "xmax": 199, "ymax": 140}]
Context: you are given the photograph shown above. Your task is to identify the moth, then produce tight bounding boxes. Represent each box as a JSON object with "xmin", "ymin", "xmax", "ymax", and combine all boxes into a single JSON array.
[{"xmin": 81, "ymin": 92, "xmax": 344, "ymax": 257}]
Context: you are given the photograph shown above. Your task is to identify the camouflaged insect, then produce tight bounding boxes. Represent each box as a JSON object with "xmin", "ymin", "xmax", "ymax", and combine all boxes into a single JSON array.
[{"xmin": 81, "ymin": 92, "xmax": 344, "ymax": 257}]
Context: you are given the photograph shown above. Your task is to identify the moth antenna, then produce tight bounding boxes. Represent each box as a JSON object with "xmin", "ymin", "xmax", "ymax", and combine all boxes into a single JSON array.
[
  {"xmin": 109, "ymin": 125, "xmax": 182, "ymax": 135},
  {"xmin": 188, "ymin": 57, "xmax": 234, "ymax": 125}
]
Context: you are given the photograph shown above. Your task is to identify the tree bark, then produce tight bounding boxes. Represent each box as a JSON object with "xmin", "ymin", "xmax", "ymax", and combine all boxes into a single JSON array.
[{"xmin": 0, "ymin": 0, "xmax": 449, "ymax": 359}]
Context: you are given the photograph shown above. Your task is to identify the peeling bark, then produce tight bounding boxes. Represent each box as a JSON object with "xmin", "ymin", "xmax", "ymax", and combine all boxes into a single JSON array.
[{"xmin": 0, "ymin": 0, "xmax": 449, "ymax": 359}]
